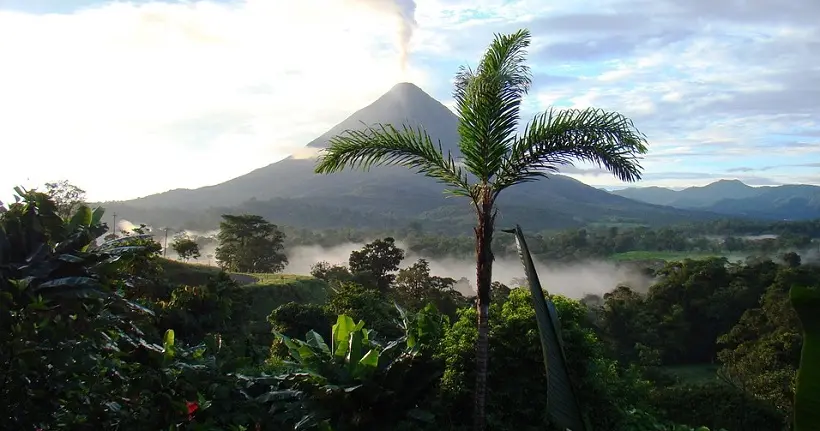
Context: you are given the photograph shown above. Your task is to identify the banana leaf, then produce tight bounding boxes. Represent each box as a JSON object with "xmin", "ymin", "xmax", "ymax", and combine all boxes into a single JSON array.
[
  {"xmin": 789, "ymin": 285, "xmax": 820, "ymax": 431},
  {"xmin": 503, "ymin": 224, "xmax": 587, "ymax": 431}
]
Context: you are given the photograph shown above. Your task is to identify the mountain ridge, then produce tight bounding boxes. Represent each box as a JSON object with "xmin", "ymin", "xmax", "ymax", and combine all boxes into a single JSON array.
[
  {"xmin": 612, "ymin": 180, "xmax": 820, "ymax": 220},
  {"xmin": 99, "ymin": 82, "xmax": 726, "ymax": 232}
]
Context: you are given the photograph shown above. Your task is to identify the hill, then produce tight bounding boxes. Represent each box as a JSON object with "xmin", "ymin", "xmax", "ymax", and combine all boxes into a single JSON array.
[
  {"xmin": 99, "ymin": 82, "xmax": 722, "ymax": 233},
  {"xmin": 612, "ymin": 180, "xmax": 820, "ymax": 220}
]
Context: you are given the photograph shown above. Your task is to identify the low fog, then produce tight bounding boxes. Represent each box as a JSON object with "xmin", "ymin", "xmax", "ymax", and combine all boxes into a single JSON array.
[
  {"xmin": 284, "ymin": 242, "xmax": 654, "ymax": 299},
  {"xmin": 113, "ymin": 219, "xmax": 819, "ymax": 300},
  {"xmin": 155, "ymin": 236, "xmax": 652, "ymax": 300}
]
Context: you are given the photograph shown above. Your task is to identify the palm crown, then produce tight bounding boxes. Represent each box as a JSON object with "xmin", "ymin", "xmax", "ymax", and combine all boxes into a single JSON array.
[{"xmin": 315, "ymin": 29, "xmax": 648, "ymax": 210}]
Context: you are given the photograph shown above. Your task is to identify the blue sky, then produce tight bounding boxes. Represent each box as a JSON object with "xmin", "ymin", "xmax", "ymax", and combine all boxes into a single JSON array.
[{"xmin": 1, "ymin": 0, "xmax": 819, "ymax": 202}]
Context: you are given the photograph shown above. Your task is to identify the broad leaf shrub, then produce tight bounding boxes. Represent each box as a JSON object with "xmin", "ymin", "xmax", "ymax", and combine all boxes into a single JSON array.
[
  {"xmin": 263, "ymin": 304, "xmax": 446, "ymax": 430},
  {"xmin": 0, "ymin": 189, "xmax": 268, "ymax": 430},
  {"xmin": 0, "ymin": 188, "xmax": 159, "ymax": 429}
]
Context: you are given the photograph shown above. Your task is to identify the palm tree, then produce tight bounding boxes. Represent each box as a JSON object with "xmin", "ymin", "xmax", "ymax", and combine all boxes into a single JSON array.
[{"xmin": 315, "ymin": 28, "xmax": 648, "ymax": 431}]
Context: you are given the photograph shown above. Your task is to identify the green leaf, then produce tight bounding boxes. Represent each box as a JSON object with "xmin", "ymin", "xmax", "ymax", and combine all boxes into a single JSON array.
[
  {"xmin": 305, "ymin": 330, "xmax": 331, "ymax": 356},
  {"xmin": 495, "ymin": 106, "xmax": 648, "ymax": 190},
  {"xmin": 57, "ymin": 254, "xmax": 85, "ymax": 263},
  {"xmin": 347, "ymin": 329, "xmax": 364, "ymax": 373},
  {"xmin": 314, "ymin": 122, "xmax": 473, "ymax": 198},
  {"xmin": 91, "ymin": 206, "xmax": 105, "ymax": 225},
  {"xmin": 34, "ymin": 277, "xmax": 107, "ymax": 300},
  {"xmin": 164, "ymin": 329, "xmax": 175, "ymax": 347},
  {"xmin": 68, "ymin": 205, "xmax": 92, "ymax": 229},
  {"xmin": 297, "ymin": 344, "xmax": 316, "ymax": 361},
  {"xmin": 37, "ymin": 276, "xmax": 102, "ymax": 291},
  {"xmin": 504, "ymin": 225, "xmax": 588, "ymax": 431},
  {"xmin": 406, "ymin": 331, "xmax": 417, "ymax": 349},
  {"xmin": 789, "ymin": 285, "xmax": 820, "ymax": 431},
  {"xmin": 358, "ymin": 349, "xmax": 379, "ymax": 368},
  {"xmin": 276, "ymin": 332, "xmax": 305, "ymax": 362},
  {"xmin": 163, "ymin": 329, "xmax": 176, "ymax": 360},
  {"xmin": 332, "ymin": 315, "xmax": 357, "ymax": 357}
]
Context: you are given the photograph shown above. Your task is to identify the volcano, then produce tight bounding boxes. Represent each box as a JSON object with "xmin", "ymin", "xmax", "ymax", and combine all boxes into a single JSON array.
[{"xmin": 100, "ymin": 82, "xmax": 719, "ymax": 232}]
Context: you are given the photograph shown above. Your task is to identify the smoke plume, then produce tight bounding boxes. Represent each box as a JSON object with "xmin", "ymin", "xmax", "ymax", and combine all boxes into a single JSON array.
[
  {"xmin": 116, "ymin": 219, "xmax": 144, "ymax": 234},
  {"xmin": 352, "ymin": 0, "xmax": 417, "ymax": 71},
  {"xmin": 288, "ymin": 146, "xmax": 323, "ymax": 160}
]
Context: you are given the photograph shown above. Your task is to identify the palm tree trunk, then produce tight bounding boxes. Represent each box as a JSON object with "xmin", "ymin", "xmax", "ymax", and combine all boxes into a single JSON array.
[{"xmin": 473, "ymin": 201, "xmax": 495, "ymax": 431}]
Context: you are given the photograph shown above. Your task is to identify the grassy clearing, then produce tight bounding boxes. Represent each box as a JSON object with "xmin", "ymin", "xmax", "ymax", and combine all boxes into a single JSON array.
[
  {"xmin": 159, "ymin": 258, "xmax": 221, "ymax": 286},
  {"xmin": 159, "ymin": 259, "xmax": 330, "ymax": 321},
  {"xmin": 609, "ymin": 251, "xmax": 724, "ymax": 262},
  {"xmin": 235, "ymin": 273, "xmax": 315, "ymax": 285},
  {"xmin": 240, "ymin": 274, "xmax": 330, "ymax": 321}
]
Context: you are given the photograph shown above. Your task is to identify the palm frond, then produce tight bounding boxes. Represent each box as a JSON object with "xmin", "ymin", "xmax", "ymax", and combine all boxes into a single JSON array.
[
  {"xmin": 503, "ymin": 224, "xmax": 589, "ymax": 431},
  {"xmin": 495, "ymin": 107, "xmax": 648, "ymax": 192},
  {"xmin": 314, "ymin": 122, "xmax": 474, "ymax": 198},
  {"xmin": 453, "ymin": 29, "xmax": 532, "ymax": 182}
]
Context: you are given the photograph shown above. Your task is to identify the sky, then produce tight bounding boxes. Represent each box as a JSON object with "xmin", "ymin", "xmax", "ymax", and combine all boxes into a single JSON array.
[{"xmin": 0, "ymin": 0, "xmax": 819, "ymax": 203}]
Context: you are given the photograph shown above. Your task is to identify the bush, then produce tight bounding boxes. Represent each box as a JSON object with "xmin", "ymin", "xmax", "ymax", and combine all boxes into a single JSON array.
[
  {"xmin": 434, "ymin": 288, "xmax": 653, "ymax": 430},
  {"xmin": 269, "ymin": 302, "xmax": 333, "ymax": 340},
  {"xmin": 326, "ymin": 282, "xmax": 403, "ymax": 339},
  {"xmin": 650, "ymin": 383, "xmax": 786, "ymax": 430}
]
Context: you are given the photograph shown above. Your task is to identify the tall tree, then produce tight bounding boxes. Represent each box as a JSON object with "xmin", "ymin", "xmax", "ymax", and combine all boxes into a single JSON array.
[
  {"xmin": 171, "ymin": 233, "xmax": 201, "ymax": 261},
  {"xmin": 314, "ymin": 28, "xmax": 647, "ymax": 430},
  {"xmin": 215, "ymin": 214, "xmax": 288, "ymax": 273},
  {"xmin": 394, "ymin": 258, "xmax": 459, "ymax": 312},
  {"xmin": 44, "ymin": 180, "xmax": 86, "ymax": 219},
  {"xmin": 348, "ymin": 237, "xmax": 405, "ymax": 292}
]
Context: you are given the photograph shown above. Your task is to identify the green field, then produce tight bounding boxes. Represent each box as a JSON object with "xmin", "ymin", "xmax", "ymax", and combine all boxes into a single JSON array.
[
  {"xmin": 237, "ymin": 273, "xmax": 330, "ymax": 320},
  {"xmin": 609, "ymin": 251, "xmax": 725, "ymax": 262},
  {"xmin": 159, "ymin": 259, "xmax": 330, "ymax": 322},
  {"xmin": 159, "ymin": 258, "xmax": 221, "ymax": 285}
]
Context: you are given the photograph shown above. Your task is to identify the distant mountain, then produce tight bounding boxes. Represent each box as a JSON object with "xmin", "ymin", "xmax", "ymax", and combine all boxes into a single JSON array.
[
  {"xmin": 100, "ymin": 83, "xmax": 722, "ymax": 233},
  {"xmin": 612, "ymin": 180, "xmax": 820, "ymax": 220}
]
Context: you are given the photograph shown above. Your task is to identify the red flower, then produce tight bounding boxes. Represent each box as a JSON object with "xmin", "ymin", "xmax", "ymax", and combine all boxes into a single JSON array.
[{"xmin": 186, "ymin": 401, "xmax": 199, "ymax": 420}]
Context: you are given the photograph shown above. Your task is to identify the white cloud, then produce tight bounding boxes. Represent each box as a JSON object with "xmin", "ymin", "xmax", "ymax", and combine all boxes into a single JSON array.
[{"xmin": 0, "ymin": 0, "xmax": 430, "ymax": 201}]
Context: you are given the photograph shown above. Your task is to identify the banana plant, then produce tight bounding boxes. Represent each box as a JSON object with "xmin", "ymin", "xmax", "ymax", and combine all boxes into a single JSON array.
[
  {"xmin": 789, "ymin": 285, "xmax": 820, "ymax": 431},
  {"xmin": 503, "ymin": 225, "xmax": 589, "ymax": 431},
  {"xmin": 265, "ymin": 308, "xmax": 444, "ymax": 430},
  {"xmin": 277, "ymin": 315, "xmax": 384, "ymax": 380}
]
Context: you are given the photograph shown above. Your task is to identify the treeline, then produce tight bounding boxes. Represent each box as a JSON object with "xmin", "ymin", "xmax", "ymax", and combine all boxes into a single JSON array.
[{"xmin": 275, "ymin": 220, "xmax": 820, "ymax": 262}]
